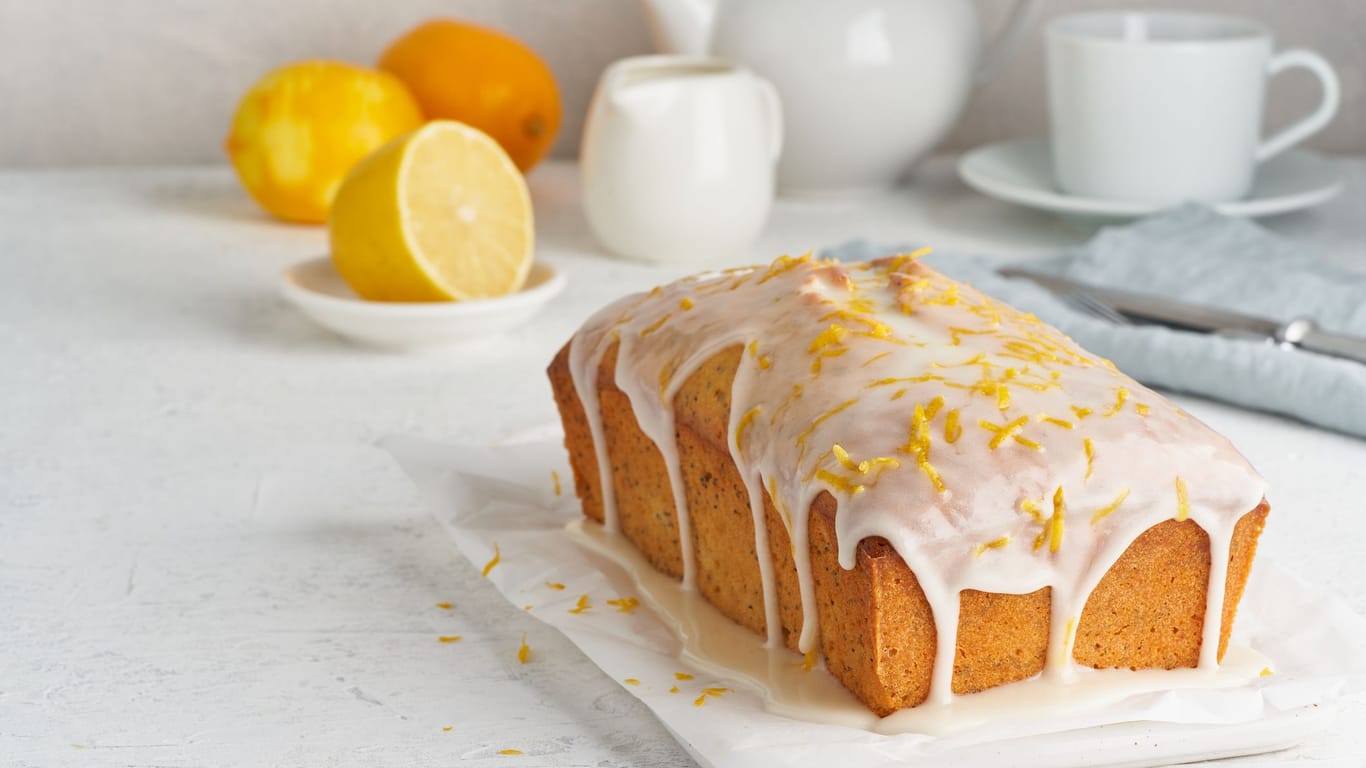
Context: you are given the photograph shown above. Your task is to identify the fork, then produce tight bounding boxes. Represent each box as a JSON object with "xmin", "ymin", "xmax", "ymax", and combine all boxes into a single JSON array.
[{"xmin": 1061, "ymin": 291, "xmax": 1131, "ymax": 326}]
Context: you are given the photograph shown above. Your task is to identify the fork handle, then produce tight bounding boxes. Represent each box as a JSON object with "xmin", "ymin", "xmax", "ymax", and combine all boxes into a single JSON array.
[{"xmin": 1279, "ymin": 317, "xmax": 1366, "ymax": 366}]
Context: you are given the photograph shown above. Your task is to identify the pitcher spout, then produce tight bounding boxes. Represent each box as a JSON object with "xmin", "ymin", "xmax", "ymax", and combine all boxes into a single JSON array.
[{"xmin": 639, "ymin": 0, "xmax": 717, "ymax": 56}]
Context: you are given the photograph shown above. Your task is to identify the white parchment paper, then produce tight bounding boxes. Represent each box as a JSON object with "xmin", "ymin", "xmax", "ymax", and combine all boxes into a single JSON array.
[{"xmin": 384, "ymin": 429, "xmax": 1366, "ymax": 768}]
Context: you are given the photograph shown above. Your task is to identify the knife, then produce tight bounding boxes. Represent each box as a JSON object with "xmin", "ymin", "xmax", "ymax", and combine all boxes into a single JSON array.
[{"xmin": 997, "ymin": 267, "xmax": 1366, "ymax": 366}]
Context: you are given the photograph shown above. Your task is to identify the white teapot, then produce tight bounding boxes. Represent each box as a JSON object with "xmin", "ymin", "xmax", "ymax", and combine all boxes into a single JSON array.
[{"xmin": 642, "ymin": 0, "xmax": 1033, "ymax": 196}]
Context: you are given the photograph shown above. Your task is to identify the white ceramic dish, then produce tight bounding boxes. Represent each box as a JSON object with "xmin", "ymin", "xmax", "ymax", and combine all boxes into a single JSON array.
[
  {"xmin": 280, "ymin": 257, "xmax": 565, "ymax": 349},
  {"xmin": 958, "ymin": 139, "xmax": 1343, "ymax": 219}
]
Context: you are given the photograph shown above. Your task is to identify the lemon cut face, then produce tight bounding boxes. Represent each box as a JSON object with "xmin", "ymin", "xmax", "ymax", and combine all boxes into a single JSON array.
[{"xmin": 329, "ymin": 120, "xmax": 534, "ymax": 302}]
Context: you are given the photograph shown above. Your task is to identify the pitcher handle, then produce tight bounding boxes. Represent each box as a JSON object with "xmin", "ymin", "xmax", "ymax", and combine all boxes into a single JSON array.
[
  {"xmin": 975, "ymin": 0, "xmax": 1035, "ymax": 84},
  {"xmin": 755, "ymin": 76, "xmax": 784, "ymax": 165}
]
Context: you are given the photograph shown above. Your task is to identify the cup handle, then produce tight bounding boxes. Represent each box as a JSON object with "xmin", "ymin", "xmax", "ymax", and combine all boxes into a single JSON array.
[
  {"xmin": 755, "ymin": 77, "xmax": 784, "ymax": 165},
  {"xmin": 1255, "ymin": 49, "xmax": 1340, "ymax": 163}
]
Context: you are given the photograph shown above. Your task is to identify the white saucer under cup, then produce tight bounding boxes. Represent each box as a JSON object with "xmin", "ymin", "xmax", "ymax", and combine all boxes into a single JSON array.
[
  {"xmin": 1046, "ymin": 11, "xmax": 1340, "ymax": 207},
  {"xmin": 957, "ymin": 139, "xmax": 1343, "ymax": 220}
]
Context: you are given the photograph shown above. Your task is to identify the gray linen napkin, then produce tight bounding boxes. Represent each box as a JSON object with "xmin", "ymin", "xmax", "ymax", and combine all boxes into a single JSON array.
[{"xmin": 823, "ymin": 205, "xmax": 1366, "ymax": 438}]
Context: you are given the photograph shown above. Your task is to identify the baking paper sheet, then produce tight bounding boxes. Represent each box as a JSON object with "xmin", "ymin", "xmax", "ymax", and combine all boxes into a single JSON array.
[{"xmin": 384, "ymin": 428, "xmax": 1366, "ymax": 768}]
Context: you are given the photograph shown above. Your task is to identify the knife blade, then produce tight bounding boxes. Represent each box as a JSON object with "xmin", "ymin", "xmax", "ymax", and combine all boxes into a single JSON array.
[{"xmin": 997, "ymin": 267, "xmax": 1366, "ymax": 366}]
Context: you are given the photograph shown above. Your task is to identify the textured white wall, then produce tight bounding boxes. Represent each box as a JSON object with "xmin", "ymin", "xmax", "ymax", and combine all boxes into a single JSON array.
[{"xmin": 0, "ymin": 0, "xmax": 1361, "ymax": 167}]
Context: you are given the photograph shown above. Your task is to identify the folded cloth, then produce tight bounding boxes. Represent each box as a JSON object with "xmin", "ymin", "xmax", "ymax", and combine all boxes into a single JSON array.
[{"xmin": 822, "ymin": 204, "xmax": 1366, "ymax": 439}]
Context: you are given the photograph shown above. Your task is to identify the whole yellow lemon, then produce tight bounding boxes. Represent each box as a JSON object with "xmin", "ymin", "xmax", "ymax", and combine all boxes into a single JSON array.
[{"xmin": 225, "ymin": 60, "xmax": 424, "ymax": 224}]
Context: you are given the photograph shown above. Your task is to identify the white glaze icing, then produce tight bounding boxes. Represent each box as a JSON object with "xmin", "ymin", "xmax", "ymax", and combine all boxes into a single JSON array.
[
  {"xmin": 566, "ymin": 253, "xmax": 1267, "ymax": 708},
  {"xmin": 566, "ymin": 518, "xmax": 1272, "ymax": 736}
]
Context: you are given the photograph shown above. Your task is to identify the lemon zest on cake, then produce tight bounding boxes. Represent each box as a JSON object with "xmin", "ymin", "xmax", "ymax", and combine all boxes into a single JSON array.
[
  {"xmin": 925, "ymin": 395, "xmax": 945, "ymax": 420},
  {"xmin": 1083, "ymin": 438, "xmax": 1096, "ymax": 480},
  {"xmin": 517, "ymin": 632, "xmax": 530, "ymax": 664},
  {"xmin": 1090, "ymin": 489, "xmax": 1130, "ymax": 524},
  {"xmin": 442, "ymin": 726, "xmax": 453, "ymax": 732},
  {"xmin": 670, "ymin": 685, "xmax": 680, "ymax": 693},
  {"xmin": 1040, "ymin": 416, "xmax": 1074, "ymax": 429},
  {"xmin": 1136, "ymin": 403, "xmax": 1150, "ymax": 415},
  {"xmin": 944, "ymin": 410, "xmax": 962, "ymax": 443},
  {"xmin": 679, "ymin": 297, "xmax": 694, "ymax": 311},
  {"xmin": 1260, "ymin": 667, "xmax": 1274, "ymax": 677},
  {"xmin": 758, "ymin": 253, "xmax": 810, "ymax": 284},
  {"xmin": 1021, "ymin": 498, "xmax": 1044, "ymax": 523},
  {"xmin": 1175, "ymin": 476, "xmax": 1190, "ymax": 521},
  {"xmin": 973, "ymin": 536, "xmax": 1011, "ymax": 557},
  {"xmin": 802, "ymin": 649, "xmax": 818, "ymax": 671},
  {"xmin": 545, "ymin": 582, "xmax": 565, "ymax": 590},
  {"xmin": 568, "ymin": 594, "xmax": 591, "ymax": 614},
  {"xmin": 481, "ymin": 544, "xmax": 501, "ymax": 577},
  {"xmin": 1048, "ymin": 486, "xmax": 1065, "ymax": 553},
  {"xmin": 607, "ymin": 597, "xmax": 639, "ymax": 613},
  {"xmin": 675, "ymin": 672, "xmax": 694, "ymax": 680},
  {"xmin": 551, "ymin": 470, "xmax": 562, "ymax": 497},
  {"xmin": 861, "ymin": 351, "xmax": 893, "ymax": 368},
  {"xmin": 623, "ymin": 677, "xmax": 639, "ymax": 685},
  {"xmin": 808, "ymin": 324, "xmax": 847, "ymax": 353},
  {"xmin": 1103, "ymin": 387, "xmax": 1129, "ymax": 416},
  {"xmin": 438, "ymin": 635, "xmax": 462, "ymax": 643},
  {"xmin": 499, "ymin": 749, "xmax": 523, "ymax": 755},
  {"xmin": 816, "ymin": 469, "xmax": 865, "ymax": 496},
  {"xmin": 796, "ymin": 399, "xmax": 858, "ymax": 449},
  {"xmin": 1072, "ymin": 405, "xmax": 1093, "ymax": 420},
  {"xmin": 982, "ymin": 416, "xmax": 1029, "ymax": 449},
  {"xmin": 435, "ymin": 602, "xmax": 453, "ymax": 610},
  {"xmin": 639, "ymin": 313, "xmax": 672, "ymax": 337},
  {"xmin": 735, "ymin": 406, "xmax": 762, "ymax": 457}
]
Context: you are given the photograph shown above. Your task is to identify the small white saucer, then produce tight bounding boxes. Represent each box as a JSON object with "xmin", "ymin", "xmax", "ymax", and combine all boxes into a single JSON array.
[
  {"xmin": 958, "ymin": 139, "xmax": 1343, "ymax": 219},
  {"xmin": 280, "ymin": 257, "xmax": 566, "ymax": 349}
]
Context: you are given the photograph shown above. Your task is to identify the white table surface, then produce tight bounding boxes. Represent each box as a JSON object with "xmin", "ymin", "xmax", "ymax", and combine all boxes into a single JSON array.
[{"xmin": 3, "ymin": 158, "xmax": 1365, "ymax": 767}]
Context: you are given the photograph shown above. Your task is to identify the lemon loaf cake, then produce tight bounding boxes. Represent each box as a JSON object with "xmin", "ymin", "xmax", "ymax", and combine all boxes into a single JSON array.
[{"xmin": 548, "ymin": 253, "xmax": 1269, "ymax": 715}]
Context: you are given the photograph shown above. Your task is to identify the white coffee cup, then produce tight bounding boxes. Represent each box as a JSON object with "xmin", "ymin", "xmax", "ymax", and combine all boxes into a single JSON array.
[
  {"xmin": 1046, "ymin": 11, "xmax": 1340, "ymax": 205},
  {"xmin": 581, "ymin": 55, "xmax": 782, "ymax": 265}
]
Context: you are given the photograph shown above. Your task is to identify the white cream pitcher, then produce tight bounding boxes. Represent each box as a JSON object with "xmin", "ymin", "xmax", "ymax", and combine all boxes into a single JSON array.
[{"xmin": 581, "ymin": 55, "xmax": 782, "ymax": 265}]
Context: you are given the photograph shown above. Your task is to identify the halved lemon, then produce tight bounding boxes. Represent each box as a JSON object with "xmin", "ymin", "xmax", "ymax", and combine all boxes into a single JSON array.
[{"xmin": 329, "ymin": 120, "xmax": 534, "ymax": 302}]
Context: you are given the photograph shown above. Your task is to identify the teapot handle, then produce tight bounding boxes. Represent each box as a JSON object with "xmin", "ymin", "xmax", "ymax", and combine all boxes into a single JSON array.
[
  {"xmin": 755, "ymin": 76, "xmax": 784, "ymax": 165},
  {"xmin": 975, "ymin": 0, "xmax": 1035, "ymax": 84}
]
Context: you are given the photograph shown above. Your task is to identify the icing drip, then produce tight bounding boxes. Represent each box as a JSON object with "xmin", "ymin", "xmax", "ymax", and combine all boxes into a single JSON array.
[{"xmin": 566, "ymin": 254, "xmax": 1266, "ymax": 706}]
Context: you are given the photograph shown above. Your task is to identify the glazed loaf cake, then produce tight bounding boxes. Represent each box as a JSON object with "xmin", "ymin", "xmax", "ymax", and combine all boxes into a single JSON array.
[{"xmin": 548, "ymin": 254, "xmax": 1269, "ymax": 715}]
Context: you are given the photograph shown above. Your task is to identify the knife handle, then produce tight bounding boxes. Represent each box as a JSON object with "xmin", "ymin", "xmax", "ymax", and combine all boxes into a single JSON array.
[{"xmin": 1279, "ymin": 317, "xmax": 1366, "ymax": 366}]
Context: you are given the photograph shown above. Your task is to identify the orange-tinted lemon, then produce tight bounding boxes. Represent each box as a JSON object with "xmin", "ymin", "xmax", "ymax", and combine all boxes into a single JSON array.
[
  {"xmin": 226, "ymin": 60, "xmax": 424, "ymax": 223},
  {"xmin": 329, "ymin": 120, "xmax": 534, "ymax": 302},
  {"xmin": 378, "ymin": 20, "xmax": 561, "ymax": 172}
]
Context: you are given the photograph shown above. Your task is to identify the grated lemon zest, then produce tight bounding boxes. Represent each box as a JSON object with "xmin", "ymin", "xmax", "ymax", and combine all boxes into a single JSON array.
[
  {"xmin": 482, "ymin": 544, "xmax": 501, "ymax": 577},
  {"xmin": 438, "ymin": 635, "xmax": 462, "ymax": 643},
  {"xmin": 1103, "ymin": 387, "xmax": 1129, "ymax": 416},
  {"xmin": 1049, "ymin": 486, "xmax": 1065, "ymax": 553},
  {"xmin": 517, "ymin": 632, "xmax": 530, "ymax": 664},
  {"xmin": 1090, "ymin": 488, "xmax": 1130, "ymax": 524},
  {"xmin": 435, "ymin": 602, "xmax": 453, "ymax": 610},
  {"xmin": 551, "ymin": 470, "xmax": 561, "ymax": 497},
  {"xmin": 1175, "ymin": 476, "xmax": 1190, "ymax": 521},
  {"xmin": 1083, "ymin": 438, "xmax": 1095, "ymax": 480},
  {"xmin": 568, "ymin": 594, "xmax": 591, "ymax": 614},
  {"xmin": 639, "ymin": 313, "xmax": 672, "ymax": 337},
  {"xmin": 973, "ymin": 536, "xmax": 1011, "ymax": 557},
  {"xmin": 545, "ymin": 582, "xmax": 565, "ymax": 590},
  {"xmin": 675, "ymin": 672, "xmax": 694, "ymax": 680},
  {"xmin": 944, "ymin": 410, "xmax": 962, "ymax": 443},
  {"xmin": 607, "ymin": 597, "xmax": 639, "ymax": 613}
]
